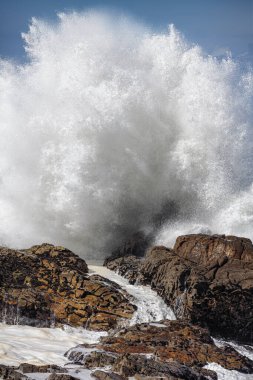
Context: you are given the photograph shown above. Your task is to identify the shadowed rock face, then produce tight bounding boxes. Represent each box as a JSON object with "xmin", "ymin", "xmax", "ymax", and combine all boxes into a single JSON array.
[
  {"xmin": 104, "ymin": 232, "xmax": 151, "ymax": 265},
  {"xmin": 0, "ymin": 243, "xmax": 136, "ymax": 330},
  {"xmin": 66, "ymin": 320, "xmax": 253, "ymax": 379},
  {"xmin": 104, "ymin": 234, "xmax": 253, "ymax": 343}
]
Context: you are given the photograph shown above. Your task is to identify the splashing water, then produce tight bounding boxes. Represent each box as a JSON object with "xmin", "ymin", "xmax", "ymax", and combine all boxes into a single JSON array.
[{"xmin": 0, "ymin": 11, "xmax": 252, "ymax": 258}]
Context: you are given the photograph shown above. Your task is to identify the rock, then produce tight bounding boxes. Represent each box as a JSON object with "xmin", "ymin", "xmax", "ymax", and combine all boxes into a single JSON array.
[
  {"xmin": 105, "ymin": 255, "xmax": 141, "ymax": 284},
  {"xmin": 0, "ymin": 363, "xmax": 68, "ymax": 379},
  {"xmin": 66, "ymin": 346, "xmax": 117, "ymax": 368},
  {"xmin": 18, "ymin": 363, "xmax": 66, "ymax": 373},
  {"xmin": 113, "ymin": 355, "xmax": 215, "ymax": 379},
  {"xmin": 141, "ymin": 235, "xmax": 253, "ymax": 343},
  {"xmin": 0, "ymin": 243, "xmax": 136, "ymax": 330},
  {"xmin": 104, "ymin": 232, "xmax": 151, "ymax": 265},
  {"xmin": 96, "ymin": 320, "xmax": 253, "ymax": 373},
  {"xmin": 174, "ymin": 234, "xmax": 253, "ymax": 263},
  {"xmin": 0, "ymin": 364, "xmax": 17, "ymax": 379},
  {"xmin": 106, "ymin": 234, "xmax": 253, "ymax": 343},
  {"xmin": 47, "ymin": 375, "xmax": 78, "ymax": 380},
  {"xmin": 66, "ymin": 320, "xmax": 252, "ymax": 379},
  {"xmin": 91, "ymin": 370, "xmax": 126, "ymax": 380}
]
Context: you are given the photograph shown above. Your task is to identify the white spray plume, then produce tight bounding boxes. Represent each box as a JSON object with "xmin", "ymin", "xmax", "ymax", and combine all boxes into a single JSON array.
[{"xmin": 0, "ymin": 11, "xmax": 252, "ymax": 258}]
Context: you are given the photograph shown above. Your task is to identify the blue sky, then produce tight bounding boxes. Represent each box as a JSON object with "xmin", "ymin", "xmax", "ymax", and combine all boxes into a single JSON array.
[{"xmin": 0, "ymin": 0, "xmax": 252, "ymax": 63}]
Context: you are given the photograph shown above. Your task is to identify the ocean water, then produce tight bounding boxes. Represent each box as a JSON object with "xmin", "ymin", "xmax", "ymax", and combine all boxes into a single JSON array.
[{"xmin": 0, "ymin": 11, "xmax": 252, "ymax": 259}]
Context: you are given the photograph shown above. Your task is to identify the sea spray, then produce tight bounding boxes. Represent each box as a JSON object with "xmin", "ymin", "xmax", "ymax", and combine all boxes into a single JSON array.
[{"xmin": 0, "ymin": 11, "xmax": 252, "ymax": 258}]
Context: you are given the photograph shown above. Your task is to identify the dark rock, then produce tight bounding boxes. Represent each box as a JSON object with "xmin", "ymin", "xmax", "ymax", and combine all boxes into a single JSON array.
[
  {"xmin": 0, "ymin": 243, "xmax": 136, "ymax": 330},
  {"xmin": 96, "ymin": 320, "xmax": 253, "ymax": 373},
  {"xmin": 0, "ymin": 364, "xmax": 18, "ymax": 380},
  {"xmin": 91, "ymin": 370, "xmax": 126, "ymax": 380},
  {"xmin": 66, "ymin": 346, "xmax": 117, "ymax": 368},
  {"xmin": 105, "ymin": 255, "xmax": 141, "ymax": 284},
  {"xmin": 0, "ymin": 363, "xmax": 68, "ymax": 379},
  {"xmin": 106, "ymin": 234, "xmax": 253, "ymax": 343},
  {"xmin": 113, "ymin": 355, "xmax": 215, "ymax": 379},
  {"xmin": 18, "ymin": 363, "xmax": 66, "ymax": 373},
  {"xmin": 47, "ymin": 375, "xmax": 78, "ymax": 380},
  {"xmin": 66, "ymin": 320, "xmax": 252, "ymax": 378},
  {"xmin": 104, "ymin": 232, "xmax": 151, "ymax": 265},
  {"xmin": 140, "ymin": 235, "xmax": 253, "ymax": 343}
]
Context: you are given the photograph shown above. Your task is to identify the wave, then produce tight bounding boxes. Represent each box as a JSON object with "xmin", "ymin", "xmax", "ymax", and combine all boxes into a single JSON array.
[{"xmin": 0, "ymin": 11, "xmax": 252, "ymax": 258}]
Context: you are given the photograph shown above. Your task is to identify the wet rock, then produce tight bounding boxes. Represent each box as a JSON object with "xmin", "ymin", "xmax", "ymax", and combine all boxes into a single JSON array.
[
  {"xmin": 91, "ymin": 370, "xmax": 126, "ymax": 380},
  {"xmin": 106, "ymin": 234, "xmax": 253, "ymax": 343},
  {"xmin": 65, "ymin": 346, "xmax": 117, "ymax": 368},
  {"xmin": 47, "ymin": 375, "xmax": 78, "ymax": 380},
  {"xmin": 66, "ymin": 320, "xmax": 252, "ymax": 379},
  {"xmin": 113, "ymin": 355, "xmax": 215, "ymax": 379},
  {"xmin": 0, "ymin": 243, "xmax": 135, "ymax": 330},
  {"xmin": 105, "ymin": 255, "xmax": 141, "ymax": 284},
  {"xmin": 104, "ymin": 232, "xmax": 151, "ymax": 265},
  {"xmin": 0, "ymin": 364, "xmax": 17, "ymax": 380},
  {"xmin": 96, "ymin": 320, "xmax": 253, "ymax": 373},
  {"xmin": 0, "ymin": 363, "xmax": 68, "ymax": 379},
  {"xmin": 140, "ymin": 235, "xmax": 253, "ymax": 343},
  {"xmin": 18, "ymin": 363, "xmax": 66, "ymax": 373}
]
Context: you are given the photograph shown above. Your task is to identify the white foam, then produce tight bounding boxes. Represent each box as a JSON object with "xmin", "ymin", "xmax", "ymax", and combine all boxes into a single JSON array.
[
  {"xmin": 205, "ymin": 363, "xmax": 253, "ymax": 380},
  {"xmin": 0, "ymin": 323, "xmax": 106, "ymax": 366},
  {"xmin": 89, "ymin": 265, "xmax": 176, "ymax": 324}
]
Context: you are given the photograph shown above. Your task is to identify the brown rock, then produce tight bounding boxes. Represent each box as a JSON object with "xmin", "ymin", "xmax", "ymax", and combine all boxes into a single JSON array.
[
  {"xmin": 0, "ymin": 243, "xmax": 136, "ymax": 330},
  {"xmin": 106, "ymin": 234, "xmax": 253, "ymax": 343},
  {"xmin": 105, "ymin": 255, "xmax": 141, "ymax": 284},
  {"xmin": 91, "ymin": 370, "xmax": 126, "ymax": 380},
  {"xmin": 174, "ymin": 234, "xmax": 253, "ymax": 263},
  {"xmin": 96, "ymin": 321, "xmax": 253, "ymax": 373},
  {"xmin": 47, "ymin": 375, "xmax": 78, "ymax": 380},
  {"xmin": 66, "ymin": 320, "xmax": 251, "ymax": 379}
]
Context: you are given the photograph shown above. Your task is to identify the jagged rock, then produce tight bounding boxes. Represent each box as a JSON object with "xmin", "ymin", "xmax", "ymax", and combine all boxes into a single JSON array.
[
  {"xmin": 112, "ymin": 355, "xmax": 215, "ymax": 379},
  {"xmin": 105, "ymin": 255, "xmax": 141, "ymax": 284},
  {"xmin": 104, "ymin": 232, "xmax": 151, "ymax": 265},
  {"xmin": 0, "ymin": 243, "xmax": 135, "ymax": 330},
  {"xmin": 66, "ymin": 346, "xmax": 117, "ymax": 367},
  {"xmin": 141, "ymin": 235, "xmax": 253, "ymax": 343},
  {"xmin": 105, "ymin": 234, "xmax": 253, "ymax": 343},
  {"xmin": 174, "ymin": 234, "xmax": 253, "ymax": 263},
  {"xmin": 18, "ymin": 363, "xmax": 66, "ymax": 373},
  {"xmin": 0, "ymin": 364, "xmax": 17, "ymax": 380},
  {"xmin": 96, "ymin": 321, "xmax": 253, "ymax": 373},
  {"xmin": 91, "ymin": 370, "xmax": 126, "ymax": 380},
  {"xmin": 0, "ymin": 363, "xmax": 68, "ymax": 379},
  {"xmin": 47, "ymin": 375, "xmax": 78, "ymax": 380},
  {"xmin": 66, "ymin": 320, "xmax": 252, "ymax": 379}
]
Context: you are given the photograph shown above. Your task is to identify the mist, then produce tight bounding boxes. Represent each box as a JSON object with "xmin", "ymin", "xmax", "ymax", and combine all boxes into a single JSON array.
[{"xmin": 0, "ymin": 11, "xmax": 252, "ymax": 258}]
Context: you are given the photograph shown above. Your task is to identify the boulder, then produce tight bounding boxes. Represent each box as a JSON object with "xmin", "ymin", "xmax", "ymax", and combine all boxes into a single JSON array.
[
  {"xmin": 104, "ymin": 232, "xmax": 151, "ymax": 265},
  {"xmin": 0, "ymin": 243, "xmax": 136, "ymax": 330},
  {"xmin": 96, "ymin": 320, "xmax": 253, "ymax": 373},
  {"xmin": 66, "ymin": 320, "xmax": 253, "ymax": 379},
  {"xmin": 174, "ymin": 234, "xmax": 253, "ymax": 263},
  {"xmin": 105, "ymin": 255, "xmax": 141, "ymax": 284},
  {"xmin": 105, "ymin": 234, "xmax": 253, "ymax": 343},
  {"xmin": 47, "ymin": 375, "xmax": 78, "ymax": 380},
  {"xmin": 0, "ymin": 363, "xmax": 68, "ymax": 379},
  {"xmin": 91, "ymin": 370, "xmax": 126, "ymax": 380}
]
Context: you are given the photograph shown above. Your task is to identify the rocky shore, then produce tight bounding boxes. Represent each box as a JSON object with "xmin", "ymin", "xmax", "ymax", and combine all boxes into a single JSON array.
[
  {"xmin": 0, "ymin": 234, "xmax": 253, "ymax": 379},
  {"xmin": 105, "ymin": 234, "xmax": 253, "ymax": 344}
]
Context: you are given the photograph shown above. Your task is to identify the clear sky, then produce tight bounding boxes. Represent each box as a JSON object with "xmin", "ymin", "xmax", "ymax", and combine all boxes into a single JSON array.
[{"xmin": 0, "ymin": 0, "xmax": 252, "ymax": 63}]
